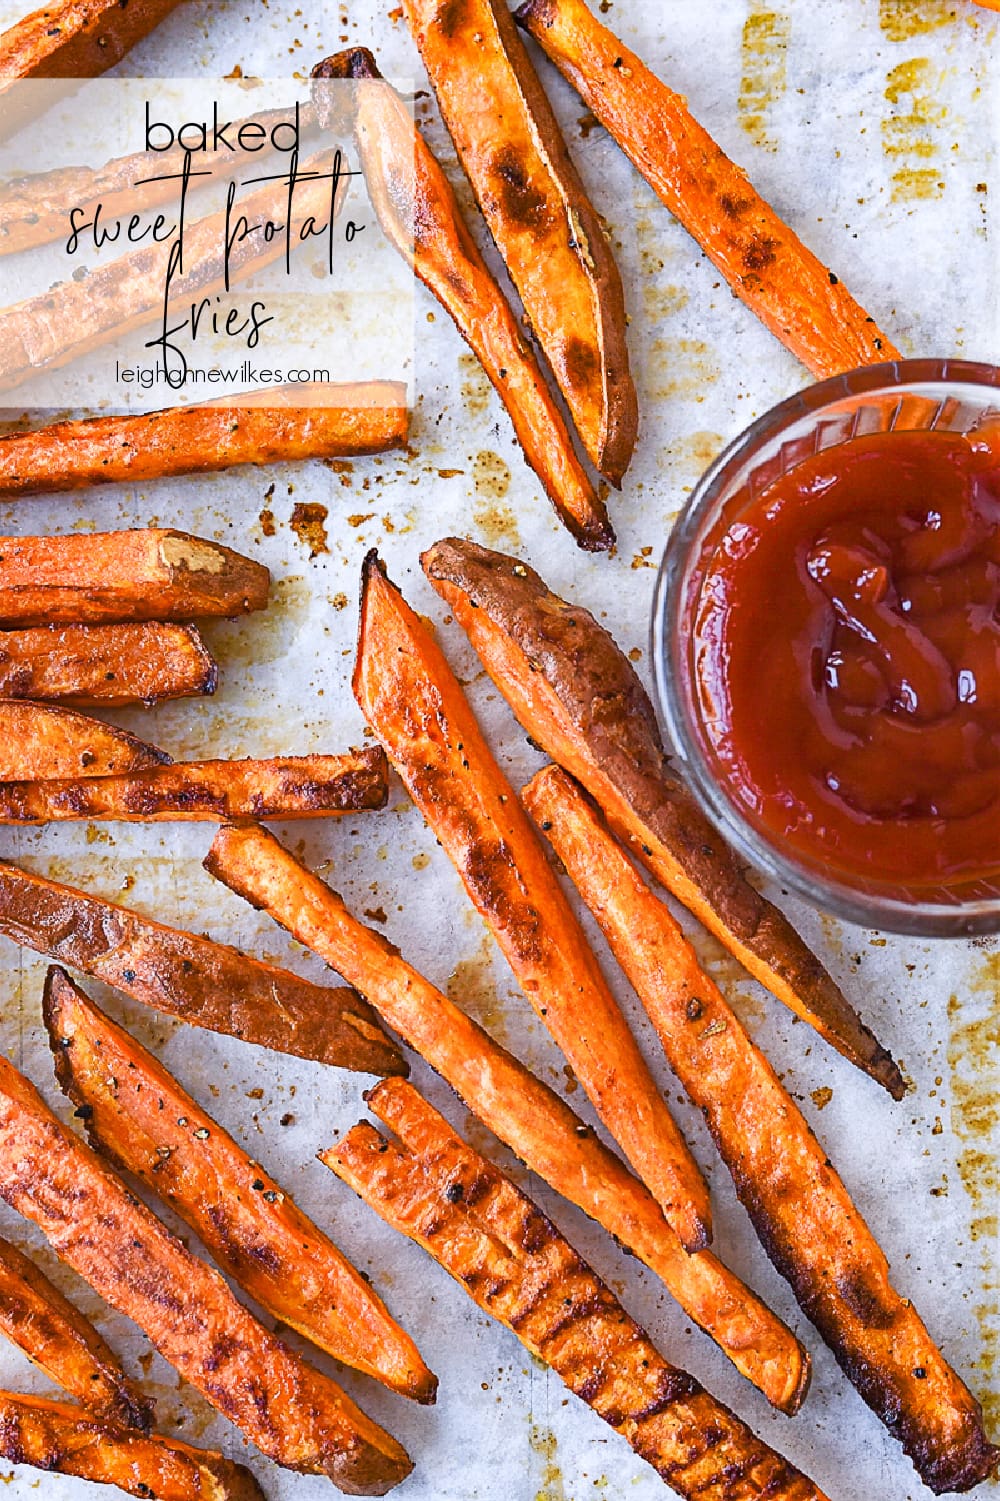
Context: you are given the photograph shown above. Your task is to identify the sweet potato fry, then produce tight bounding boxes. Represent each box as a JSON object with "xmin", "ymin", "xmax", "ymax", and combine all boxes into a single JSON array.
[
  {"xmin": 311, "ymin": 49, "xmax": 613, "ymax": 552},
  {"xmin": 0, "ymin": 622, "xmax": 218, "ymax": 706},
  {"xmin": 0, "ymin": 859, "xmax": 403, "ymax": 1073},
  {"xmin": 0, "ymin": 747, "xmax": 390, "ymax": 824},
  {"xmin": 0, "ymin": 0, "xmax": 185, "ymax": 93},
  {"xmin": 0, "ymin": 529, "xmax": 268, "ymax": 628},
  {"xmin": 515, "ymin": 0, "xmax": 899, "ymax": 379},
  {"xmin": 421, "ymin": 537, "xmax": 905, "ymax": 1099},
  {"xmin": 401, "ymin": 0, "xmax": 636, "ymax": 484},
  {"xmin": 205, "ymin": 821, "xmax": 810, "ymax": 1413},
  {"xmin": 354, "ymin": 552, "xmax": 712, "ymax": 1254},
  {"xmin": 0, "ymin": 1235, "xmax": 151, "ymax": 1429},
  {"xmin": 45, "ymin": 974, "xmax": 436, "ymax": 1404},
  {"xmin": 0, "ymin": 700, "xmax": 167, "ymax": 781},
  {"xmin": 325, "ymin": 1080, "xmax": 827, "ymax": 1501},
  {"xmin": 0, "ymin": 382, "xmax": 409, "ymax": 497},
  {"xmin": 0, "ymin": 1391, "xmax": 264, "ymax": 1501},
  {"xmin": 0, "ymin": 997, "xmax": 412, "ymax": 1495},
  {"xmin": 524, "ymin": 764, "xmax": 1000, "ymax": 1496}
]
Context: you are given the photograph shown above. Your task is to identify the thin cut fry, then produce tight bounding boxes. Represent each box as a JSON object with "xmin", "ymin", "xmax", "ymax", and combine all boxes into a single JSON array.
[
  {"xmin": 0, "ymin": 0, "xmax": 185, "ymax": 93},
  {"xmin": 325, "ymin": 1079, "xmax": 827, "ymax": 1501},
  {"xmin": 0, "ymin": 992, "xmax": 412, "ymax": 1495},
  {"xmin": 523, "ymin": 764, "xmax": 1000, "ymax": 1497},
  {"xmin": 311, "ymin": 49, "xmax": 613, "ymax": 552},
  {"xmin": 0, "ymin": 622, "xmax": 219, "ymax": 706},
  {"xmin": 0, "ymin": 859, "xmax": 404, "ymax": 1074},
  {"xmin": 205, "ymin": 821, "xmax": 810, "ymax": 1414},
  {"xmin": 0, "ymin": 747, "xmax": 390, "ymax": 824},
  {"xmin": 515, "ymin": 0, "xmax": 899, "ymax": 379},
  {"xmin": 0, "ymin": 700, "xmax": 167, "ymax": 780},
  {"xmin": 0, "ymin": 1235, "xmax": 151, "ymax": 1430},
  {"xmin": 421, "ymin": 537, "xmax": 905, "ymax": 1099},
  {"xmin": 45, "ymin": 974, "xmax": 436, "ymax": 1404},
  {"xmin": 354, "ymin": 551, "xmax": 711, "ymax": 1254}
]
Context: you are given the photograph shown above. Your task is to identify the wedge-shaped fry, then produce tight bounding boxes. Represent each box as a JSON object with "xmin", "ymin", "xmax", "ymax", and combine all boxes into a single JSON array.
[
  {"xmin": 0, "ymin": 860, "xmax": 403, "ymax": 1074},
  {"xmin": 0, "ymin": 1235, "xmax": 151, "ymax": 1430},
  {"xmin": 401, "ymin": 0, "xmax": 636, "ymax": 484},
  {"xmin": 0, "ymin": 1391, "xmax": 264, "ymax": 1501},
  {"xmin": 0, "ymin": 529, "xmax": 268, "ymax": 628},
  {"xmin": 354, "ymin": 552, "xmax": 711, "ymax": 1254},
  {"xmin": 0, "ymin": 382, "xmax": 409, "ymax": 498},
  {"xmin": 46, "ymin": 976, "xmax": 436, "ymax": 1405},
  {"xmin": 0, "ymin": 747, "xmax": 389, "ymax": 824},
  {"xmin": 0, "ymin": 700, "xmax": 167, "ymax": 781},
  {"xmin": 524, "ymin": 765, "xmax": 999, "ymax": 1496},
  {"xmin": 326, "ymin": 1080, "xmax": 827, "ymax": 1501},
  {"xmin": 205, "ymin": 822, "xmax": 810, "ymax": 1413},
  {"xmin": 311, "ymin": 49, "xmax": 612, "ymax": 552},
  {"xmin": 515, "ymin": 0, "xmax": 898, "ymax": 379},
  {"xmin": 0, "ymin": 997, "xmax": 412, "ymax": 1496},
  {"xmin": 422, "ymin": 537, "xmax": 905, "ymax": 1099},
  {"xmin": 0, "ymin": 622, "xmax": 218, "ymax": 706},
  {"xmin": 0, "ymin": 0, "xmax": 184, "ymax": 93}
]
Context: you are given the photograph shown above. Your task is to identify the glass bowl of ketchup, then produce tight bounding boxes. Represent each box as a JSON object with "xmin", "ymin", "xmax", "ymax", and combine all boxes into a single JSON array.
[{"xmin": 653, "ymin": 358, "xmax": 1000, "ymax": 935}]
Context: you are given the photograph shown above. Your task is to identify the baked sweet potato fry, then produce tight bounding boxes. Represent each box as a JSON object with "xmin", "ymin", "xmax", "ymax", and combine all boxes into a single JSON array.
[
  {"xmin": 0, "ymin": 1001, "xmax": 412, "ymax": 1495},
  {"xmin": 401, "ymin": 0, "xmax": 636, "ymax": 484},
  {"xmin": 0, "ymin": 0, "xmax": 185, "ymax": 95},
  {"xmin": 354, "ymin": 552, "xmax": 711, "ymax": 1254},
  {"xmin": 0, "ymin": 859, "xmax": 403, "ymax": 1073},
  {"xmin": 0, "ymin": 622, "xmax": 218, "ymax": 706},
  {"xmin": 0, "ymin": 700, "xmax": 167, "ymax": 780},
  {"xmin": 311, "ymin": 49, "xmax": 613, "ymax": 552},
  {"xmin": 421, "ymin": 538, "xmax": 905, "ymax": 1099},
  {"xmin": 0, "ymin": 746, "xmax": 389, "ymax": 824},
  {"xmin": 0, "ymin": 1391, "xmax": 264, "ymax": 1501},
  {"xmin": 524, "ymin": 765, "xmax": 999, "ymax": 1496},
  {"xmin": 0, "ymin": 1234, "xmax": 151, "ymax": 1429},
  {"xmin": 46, "ymin": 974, "xmax": 436, "ymax": 1404},
  {"xmin": 205, "ymin": 821, "xmax": 810, "ymax": 1413},
  {"xmin": 515, "ymin": 0, "xmax": 898, "ymax": 380},
  {"xmin": 325, "ymin": 1080, "xmax": 827, "ymax": 1501},
  {"xmin": 0, "ymin": 382, "xmax": 409, "ymax": 497},
  {"xmin": 0, "ymin": 529, "xmax": 268, "ymax": 628}
]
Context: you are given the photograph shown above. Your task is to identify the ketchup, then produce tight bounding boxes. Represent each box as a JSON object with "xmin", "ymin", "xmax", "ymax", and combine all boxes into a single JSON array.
[{"xmin": 687, "ymin": 428, "xmax": 1000, "ymax": 890}]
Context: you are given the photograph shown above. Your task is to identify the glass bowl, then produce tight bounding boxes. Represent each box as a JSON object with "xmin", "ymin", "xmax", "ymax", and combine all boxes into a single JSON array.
[{"xmin": 651, "ymin": 358, "xmax": 1000, "ymax": 937}]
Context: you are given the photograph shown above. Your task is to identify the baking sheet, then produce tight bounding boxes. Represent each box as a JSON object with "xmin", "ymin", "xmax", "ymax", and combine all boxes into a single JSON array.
[{"xmin": 0, "ymin": 1, "xmax": 997, "ymax": 1498}]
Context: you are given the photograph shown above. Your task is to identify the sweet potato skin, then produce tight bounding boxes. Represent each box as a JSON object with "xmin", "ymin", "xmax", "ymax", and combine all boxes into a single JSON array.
[
  {"xmin": 0, "ymin": 0, "xmax": 185, "ymax": 88},
  {"xmin": 46, "ymin": 975, "xmax": 436, "ymax": 1404},
  {"xmin": 0, "ymin": 700, "xmax": 168, "ymax": 781},
  {"xmin": 0, "ymin": 859, "xmax": 403, "ymax": 1073},
  {"xmin": 0, "ymin": 748, "xmax": 390, "ymax": 824},
  {"xmin": 401, "ymin": 0, "xmax": 636, "ymax": 484},
  {"xmin": 515, "ymin": 0, "xmax": 899, "ymax": 379},
  {"xmin": 325, "ymin": 1080, "xmax": 828, "ymax": 1501},
  {"xmin": 421, "ymin": 536, "xmax": 905, "ymax": 1099},
  {"xmin": 0, "ymin": 382, "xmax": 409, "ymax": 497},
  {"xmin": 0, "ymin": 622, "xmax": 218, "ymax": 706}
]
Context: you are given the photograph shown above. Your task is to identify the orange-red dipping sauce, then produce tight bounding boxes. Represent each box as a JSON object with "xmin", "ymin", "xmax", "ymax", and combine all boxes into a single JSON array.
[{"xmin": 687, "ymin": 428, "xmax": 1000, "ymax": 890}]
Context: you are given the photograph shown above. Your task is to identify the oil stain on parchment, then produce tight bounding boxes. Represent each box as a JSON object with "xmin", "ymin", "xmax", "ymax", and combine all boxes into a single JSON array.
[
  {"xmin": 472, "ymin": 451, "xmax": 520, "ymax": 548},
  {"xmin": 738, "ymin": 9, "xmax": 790, "ymax": 152},
  {"xmin": 882, "ymin": 58, "xmax": 948, "ymax": 202},
  {"xmin": 529, "ymin": 1422, "xmax": 567, "ymax": 1501},
  {"xmin": 460, "ymin": 352, "xmax": 492, "ymax": 417},
  {"xmin": 200, "ymin": 574, "xmax": 312, "ymax": 668},
  {"xmin": 448, "ymin": 933, "xmax": 508, "ymax": 1044},
  {"xmin": 878, "ymin": 0, "xmax": 959, "ymax": 42},
  {"xmin": 647, "ymin": 338, "xmax": 721, "ymax": 401}
]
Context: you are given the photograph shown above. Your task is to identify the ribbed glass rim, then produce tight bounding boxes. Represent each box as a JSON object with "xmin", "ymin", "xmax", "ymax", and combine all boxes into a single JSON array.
[{"xmin": 650, "ymin": 357, "xmax": 1000, "ymax": 937}]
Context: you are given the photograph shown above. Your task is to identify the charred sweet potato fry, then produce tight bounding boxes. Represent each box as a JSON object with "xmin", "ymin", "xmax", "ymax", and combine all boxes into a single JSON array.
[
  {"xmin": 326, "ymin": 1080, "xmax": 827, "ymax": 1501},
  {"xmin": 0, "ymin": 1391, "xmax": 264, "ymax": 1501},
  {"xmin": 0, "ymin": 746, "xmax": 389, "ymax": 824},
  {"xmin": 205, "ymin": 821, "xmax": 810, "ymax": 1413},
  {"xmin": 0, "ymin": 0, "xmax": 185, "ymax": 97},
  {"xmin": 0, "ymin": 622, "xmax": 219, "ymax": 706},
  {"xmin": 0, "ymin": 1235, "xmax": 151, "ymax": 1429},
  {"xmin": 354, "ymin": 552, "xmax": 712, "ymax": 1254},
  {"xmin": 0, "ymin": 529, "xmax": 268, "ymax": 628},
  {"xmin": 46, "ymin": 975, "xmax": 436, "ymax": 1404},
  {"xmin": 421, "ymin": 537, "xmax": 905, "ymax": 1099},
  {"xmin": 0, "ymin": 997, "xmax": 412, "ymax": 1496},
  {"xmin": 401, "ymin": 0, "xmax": 636, "ymax": 484},
  {"xmin": 311, "ymin": 49, "xmax": 613, "ymax": 552},
  {"xmin": 0, "ymin": 859, "xmax": 403, "ymax": 1074},
  {"xmin": 0, "ymin": 700, "xmax": 167, "ymax": 780},
  {"xmin": 515, "ymin": 0, "xmax": 898, "ymax": 379},
  {"xmin": 524, "ymin": 764, "xmax": 1000, "ymax": 1497},
  {"xmin": 0, "ymin": 382, "xmax": 409, "ymax": 497}
]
